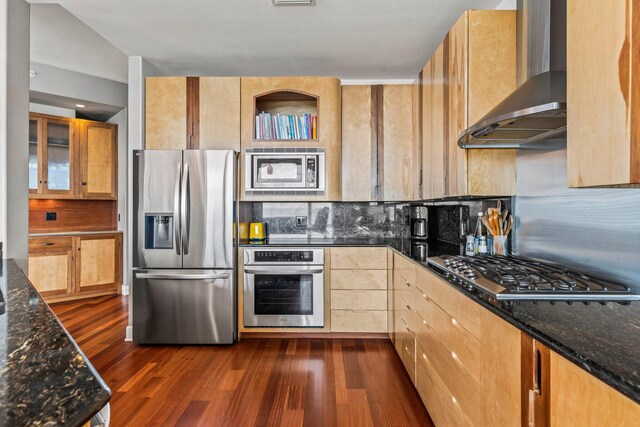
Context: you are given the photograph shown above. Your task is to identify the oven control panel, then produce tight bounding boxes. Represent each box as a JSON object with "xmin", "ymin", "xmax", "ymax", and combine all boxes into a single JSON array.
[{"xmin": 254, "ymin": 251, "xmax": 314, "ymax": 263}]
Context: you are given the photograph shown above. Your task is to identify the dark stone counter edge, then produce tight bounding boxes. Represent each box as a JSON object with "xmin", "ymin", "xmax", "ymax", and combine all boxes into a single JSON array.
[
  {"xmin": 50, "ymin": 306, "xmax": 112, "ymax": 427},
  {"xmin": 14, "ymin": 263, "xmax": 112, "ymax": 427},
  {"xmin": 242, "ymin": 240, "xmax": 640, "ymax": 405}
]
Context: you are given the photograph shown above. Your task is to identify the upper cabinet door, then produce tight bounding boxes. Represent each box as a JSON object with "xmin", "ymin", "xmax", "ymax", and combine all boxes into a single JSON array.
[
  {"xmin": 29, "ymin": 118, "xmax": 41, "ymax": 194},
  {"xmin": 199, "ymin": 77, "xmax": 241, "ymax": 151},
  {"xmin": 43, "ymin": 117, "xmax": 75, "ymax": 197},
  {"xmin": 567, "ymin": 0, "xmax": 640, "ymax": 187},
  {"xmin": 341, "ymin": 85, "xmax": 375, "ymax": 201},
  {"xmin": 80, "ymin": 121, "xmax": 117, "ymax": 199},
  {"xmin": 146, "ymin": 77, "xmax": 188, "ymax": 150}
]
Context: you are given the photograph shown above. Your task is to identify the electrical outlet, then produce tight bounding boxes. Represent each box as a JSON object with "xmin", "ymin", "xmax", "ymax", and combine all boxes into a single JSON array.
[
  {"xmin": 46, "ymin": 212, "xmax": 57, "ymax": 221},
  {"xmin": 296, "ymin": 216, "xmax": 307, "ymax": 228}
]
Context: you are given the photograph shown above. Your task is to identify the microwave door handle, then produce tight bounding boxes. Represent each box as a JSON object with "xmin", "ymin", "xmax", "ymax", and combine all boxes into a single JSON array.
[
  {"xmin": 174, "ymin": 162, "xmax": 181, "ymax": 255},
  {"xmin": 181, "ymin": 162, "xmax": 190, "ymax": 255}
]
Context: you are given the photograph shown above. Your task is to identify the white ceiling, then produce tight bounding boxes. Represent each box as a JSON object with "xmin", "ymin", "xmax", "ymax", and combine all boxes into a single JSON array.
[
  {"xmin": 30, "ymin": 4, "xmax": 128, "ymax": 83},
  {"xmin": 29, "ymin": 0, "xmax": 507, "ymax": 80}
]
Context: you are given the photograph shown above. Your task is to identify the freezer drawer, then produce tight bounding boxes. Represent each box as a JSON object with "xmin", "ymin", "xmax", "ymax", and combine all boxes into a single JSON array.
[{"xmin": 133, "ymin": 269, "xmax": 236, "ymax": 344}]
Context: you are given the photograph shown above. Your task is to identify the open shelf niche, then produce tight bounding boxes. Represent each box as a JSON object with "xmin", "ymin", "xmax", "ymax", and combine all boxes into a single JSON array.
[{"xmin": 253, "ymin": 90, "xmax": 318, "ymax": 141}]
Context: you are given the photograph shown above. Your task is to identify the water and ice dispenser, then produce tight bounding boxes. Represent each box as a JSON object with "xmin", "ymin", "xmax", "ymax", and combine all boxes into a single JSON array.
[{"xmin": 144, "ymin": 214, "xmax": 174, "ymax": 249}]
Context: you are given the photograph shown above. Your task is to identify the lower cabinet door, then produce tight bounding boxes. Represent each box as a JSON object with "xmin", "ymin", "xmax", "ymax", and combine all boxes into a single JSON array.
[
  {"xmin": 28, "ymin": 237, "xmax": 74, "ymax": 299},
  {"xmin": 331, "ymin": 310, "xmax": 386, "ymax": 332},
  {"xmin": 76, "ymin": 234, "xmax": 122, "ymax": 294}
]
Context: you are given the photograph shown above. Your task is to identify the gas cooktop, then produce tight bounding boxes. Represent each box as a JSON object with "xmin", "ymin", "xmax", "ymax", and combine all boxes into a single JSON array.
[{"xmin": 427, "ymin": 255, "xmax": 640, "ymax": 303}]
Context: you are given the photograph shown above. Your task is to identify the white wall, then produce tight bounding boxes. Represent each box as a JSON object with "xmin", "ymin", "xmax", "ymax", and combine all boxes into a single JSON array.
[
  {"xmin": 29, "ymin": 102, "xmax": 75, "ymax": 117},
  {"xmin": 495, "ymin": 0, "xmax": 516, "ymax": 9},
  {"xmin": 0, "ymin": 0, "xmax": 30, "ymax": 265}
]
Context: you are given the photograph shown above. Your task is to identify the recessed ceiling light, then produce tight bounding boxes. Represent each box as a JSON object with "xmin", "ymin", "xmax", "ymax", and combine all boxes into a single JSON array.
[
  {"xmin": 272, "ymin": 0, "xmax": 315, "ymax": 6},
  {"xmin": 75, "ymin": 104, "xmax": 86, "ymax": 108}
]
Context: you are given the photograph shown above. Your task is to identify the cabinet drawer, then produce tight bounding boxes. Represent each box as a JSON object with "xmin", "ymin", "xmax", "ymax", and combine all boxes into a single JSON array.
[
  {"xmin": 393, "ymin": 252, "xmax": 416, "ymax": 284},
  {"xmin": 416, "ymin": 266, "xmax": 483, "ymax": 339},
  {"xmin": 416, "ymin": 344, "xmax": 473, "ymax": 427},
  {"xmin": 416, "ymin": 324, "xmax": 481, "ymax": 424},
  {"xmin": 28, "ymin": 236, "xmax": 73, "ymax": 253},
  {"xmin": 331, "ymin": 290, "xmax": 386, "ymax": 310},
  {"xmin": 330, "ymin": 247, "xmax": 388, "ymax": 269},
  {"xmin": 424, "ymin": 294, "xmax": 482, "ymax": 380},
  {"xmin": 331, "ymin": 269, "xmax": 387, "ymax": 290},
  {"xmin": 331, "ymin": 310, "xmax": 386, "ymax": 332},
  {"xmin": 397, "ymin": 318, "xmax": 416, "ymax": 383}
]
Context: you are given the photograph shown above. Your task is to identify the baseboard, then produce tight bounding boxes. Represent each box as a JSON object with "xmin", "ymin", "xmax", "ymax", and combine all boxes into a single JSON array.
[
  {"xmin": 125, "ymin": 325, "xmax": 133, "ymax": 342},
  {"xmin": 240, "ymin": 332, "xmax": 390, "ymax": 339},
  {"xmin": 121, "ymin": 284, "xmax": 130, "ymax": 295}
]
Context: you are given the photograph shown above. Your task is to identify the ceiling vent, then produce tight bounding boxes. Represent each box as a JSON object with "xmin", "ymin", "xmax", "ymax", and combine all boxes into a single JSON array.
[{"xmin": 271, "ymin": 0, "xmax": 316, "ymax": 6}]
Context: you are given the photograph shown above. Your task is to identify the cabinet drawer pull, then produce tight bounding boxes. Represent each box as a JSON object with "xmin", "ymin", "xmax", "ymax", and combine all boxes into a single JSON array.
[
  {"xmin": 81, "ymin": 182, "xmax": 87, "ymax": 186},
  {"xmin": 422, "ymin": 319, "xmax": 427, "ymax": 326},
  {"xmin": 451, "ymin": 318, "xmax": 458, "ymax": 327},
  {"xmin": 42, "ymin": 242, "xmax": 54, "ymax": 246},
  {"xmin": 451, "ymin": 396, "xmax": 458, "ymax": 405},
  {"xmin": 405, "ymin": 282, "xmax": 411, "ymax": 288},
  {"xmin": 451, "ymin": 351, "xmax": 459, "ymax": 362},
  {"xmin": 406, "ymin": 304, "xmax": 411, "ymax": 310},
  {"xmin": 422, "ymin": 293, "xmax": 428, "ymax": 300},
  {"xmin": 422, "ymin": 353, "xmax": 427, "ymax": 361}
]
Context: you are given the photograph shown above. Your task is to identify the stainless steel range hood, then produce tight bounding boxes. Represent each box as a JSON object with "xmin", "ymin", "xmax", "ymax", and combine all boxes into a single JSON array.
[{"xmin": 458, "ymin": 0, "xmax": 567, "ymax": 149}]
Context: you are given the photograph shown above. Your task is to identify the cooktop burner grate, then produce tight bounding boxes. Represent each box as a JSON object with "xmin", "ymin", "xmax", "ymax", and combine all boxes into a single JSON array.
[{"xmin": 429, "ymin": 255, "xmax": 639, "ymax": 302}]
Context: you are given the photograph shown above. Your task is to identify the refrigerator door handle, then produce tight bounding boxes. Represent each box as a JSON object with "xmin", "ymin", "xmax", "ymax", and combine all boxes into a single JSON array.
[
  {"xmin": 181, "ymin": 162, "xmax": 190, "ymax": 254},
  {"xmin": 174, "ymin": 162, "xmax": 182, "ymax": 255},
  {"xmin": 135, "ymin": 272, "xmax": 230, "ymax": 280}
]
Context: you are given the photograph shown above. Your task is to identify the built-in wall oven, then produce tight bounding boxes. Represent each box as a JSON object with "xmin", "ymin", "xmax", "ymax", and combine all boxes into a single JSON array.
[
  {"xmin": 243, "ymin": 248, "xmax": 324, "ymax": 327},
  {"xmin": 244, "ymin": 148, "xmax": 325, "ymax": 194}
]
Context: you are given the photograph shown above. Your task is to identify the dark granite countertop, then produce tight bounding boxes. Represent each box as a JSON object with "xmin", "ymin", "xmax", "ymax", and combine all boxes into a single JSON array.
[
  {"xmin": 0, "ymin": 259, "xmax": 111, "ymax": 426},
  {"xmin": 241, "ymin": 237, "xmax": 640, "ymax": 404}
]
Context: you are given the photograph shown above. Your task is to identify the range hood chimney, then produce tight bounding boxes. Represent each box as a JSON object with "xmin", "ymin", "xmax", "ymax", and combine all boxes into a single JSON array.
[{"xmin": 458, "ymin": 0, "xmax": 567, "ymax": 149}]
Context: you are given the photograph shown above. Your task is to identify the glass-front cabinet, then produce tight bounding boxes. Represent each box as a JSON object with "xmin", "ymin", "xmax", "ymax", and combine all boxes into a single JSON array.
[
  {"xmin": 28, "ymin": 113, "xmax": 117, "ymax": 200},
  {"xmin": 29, "ymin": 114, "xmax": 75, "ymax": 197}
]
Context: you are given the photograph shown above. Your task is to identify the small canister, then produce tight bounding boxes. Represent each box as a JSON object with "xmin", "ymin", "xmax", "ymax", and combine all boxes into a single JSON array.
[{"xmin": 465, "ymin": 235, "xmax": 476, "ymax": 256}]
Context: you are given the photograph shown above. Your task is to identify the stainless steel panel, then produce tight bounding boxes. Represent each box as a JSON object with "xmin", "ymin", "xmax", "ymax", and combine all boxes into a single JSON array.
[
  {"xmin": 182, "ymin": 150, "xmax": 236, "ymax": 269},
  {"xmin": 515, "ymin": 146, "xmax": 640, "ymax": 291},
  {"xmin": 133, "ymin": 150, "xmax": 183, "ymax": 269},
  {"xmin": 132, "ymin": 269, "xmax": 236, "ymax": 344}
]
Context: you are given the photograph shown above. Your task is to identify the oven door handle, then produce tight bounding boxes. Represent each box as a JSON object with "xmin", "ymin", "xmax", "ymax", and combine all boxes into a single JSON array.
[{"xmin": 243, "ymin": 267, "xmax": 324, "ymax": 275}]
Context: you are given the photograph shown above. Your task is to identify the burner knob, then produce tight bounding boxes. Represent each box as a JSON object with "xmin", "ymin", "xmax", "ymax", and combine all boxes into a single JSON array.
[{"xmin": 464, "ymin": 270, "xmax": 477, "ymax": 279}]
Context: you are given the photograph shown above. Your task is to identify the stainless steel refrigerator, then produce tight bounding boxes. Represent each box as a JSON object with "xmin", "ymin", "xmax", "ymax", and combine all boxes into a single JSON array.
[{"xmin": 132, "ymin": 150, "xmax": 237, "ymax": 344}]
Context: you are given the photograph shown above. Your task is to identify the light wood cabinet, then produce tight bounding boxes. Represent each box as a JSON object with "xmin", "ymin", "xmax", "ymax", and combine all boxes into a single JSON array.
[
  {"xmin": 549, "ymin": 351, "xmax": 640, "ymax": 426},
  {"xmin": 566, "ymin": 0, "xmax": 640, "ymax": 187},
  {"xmin": 145, "ymin": 76, "xmax": 240, "ymax": 151},
  {"xmin": 29, "ymin": 113, "xmax": 117, "ymax": 200},
  {"xmin": 418, "ymin": 11, "xmax": 517, "ymax": 198},
  {"xmin": 28, "ymin": 236, "xmax": 74, "ymax": 299},
  {"xmin": 341, "ymin": 84, "xmax": 417, "ymax": 201},
  {"xmin": 79, "ymin": 121, "xmax": 117, "ymax": 199},
  {"xmin": 329, "ymin": 247, "xmax": 387, "ymax": 333},
  {"xmin": 241, "ymin": 77, "xmax": 341, "ymax": 201},
  {"xmin": 27, "ymin": 233, "xmax": 122, "ymax": 303}
]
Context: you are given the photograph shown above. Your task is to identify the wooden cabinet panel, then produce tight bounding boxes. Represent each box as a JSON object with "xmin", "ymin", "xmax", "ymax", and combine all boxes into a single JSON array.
[
  {"xmin": 416, "ymin": 345, "xmax": 473, "ymax": 427},
  {"xmin": 416, "ymin": 265, "xmax": 482, "ymax": 339},
  {"xmin": 341, "ymin": 85, "xmax": 374, "ymax": 201},
  {"xmin": 80, "ymin": 121, "xmax": 117, "ymax": 199},
  {"xmin": 330, "ymin": 310, "xmax": 386, "ymax": 333},
  {"xmin": 481, "ymin": 310, "xmax": 522, "ymax": 427},
  {"xmin": 76, "ymin": 234, "xmax": 122, "ymax": 294},
  {"xmin": 28, "ymin": 236, "xmax": 74, "ymax": 298},
  {"xmin": 199, "ymin": 77, "xmax": 241, "ymax": 151},
  {"xmin": 550, "ymin": 351, "xmax": 640, "ymax": 427},
  {"xmin": 411, "ymin": 78, "xmax": 422, "ymax": 199},
  {"xmin": 330, "ymin": 247, "xmax": 387, "ymax": 270},
  {"xmin": 393, "ymin": 252, "xmax": 416, "ymax": 285},
  {"xmin": 567, "ymin": 0, "xmax": 640, "ymax": 187},
  {"xmin": 145, "ymin": 77, "xmax": 187, "ymax": 150},
  {"xmin": 330, "ymin": 269, "xmax": 386, "ymax": 290},
  {"xmin": 331, "ymin": 290, "xmax": 386, "ymax": 311},
  {"xmin": 382, "ymin": 85, "xmax": 414, "ymax": 201}
]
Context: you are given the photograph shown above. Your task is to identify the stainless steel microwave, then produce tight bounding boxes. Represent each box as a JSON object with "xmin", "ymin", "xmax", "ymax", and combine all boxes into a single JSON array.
[{"xmin": 244, "ymin": 148, "xmax": 325, "ymax": 194}]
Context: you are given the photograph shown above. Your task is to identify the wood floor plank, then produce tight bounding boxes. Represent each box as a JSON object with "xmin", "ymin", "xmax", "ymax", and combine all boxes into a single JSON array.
[{"xmin": 51, "ymin": 296, "xmax": 434, "ymax": 427}]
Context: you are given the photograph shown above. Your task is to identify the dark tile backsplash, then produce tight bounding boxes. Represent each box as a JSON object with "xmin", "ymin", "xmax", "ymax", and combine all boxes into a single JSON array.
[{"xmin": 241, "ymin": 197, "xmax": 512, "ymax": 245}]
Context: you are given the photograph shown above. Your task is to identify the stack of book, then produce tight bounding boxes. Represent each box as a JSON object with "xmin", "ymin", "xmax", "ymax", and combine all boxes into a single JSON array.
[{"xmin": 255, "ymin": 112, "xmax": 317, "ymax": 140}]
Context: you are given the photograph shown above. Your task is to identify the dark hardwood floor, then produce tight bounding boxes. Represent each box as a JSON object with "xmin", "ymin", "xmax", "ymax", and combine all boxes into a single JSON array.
[{"xmin": 51, "ymin": 296, "xmax": 434, "ymax": 427}]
